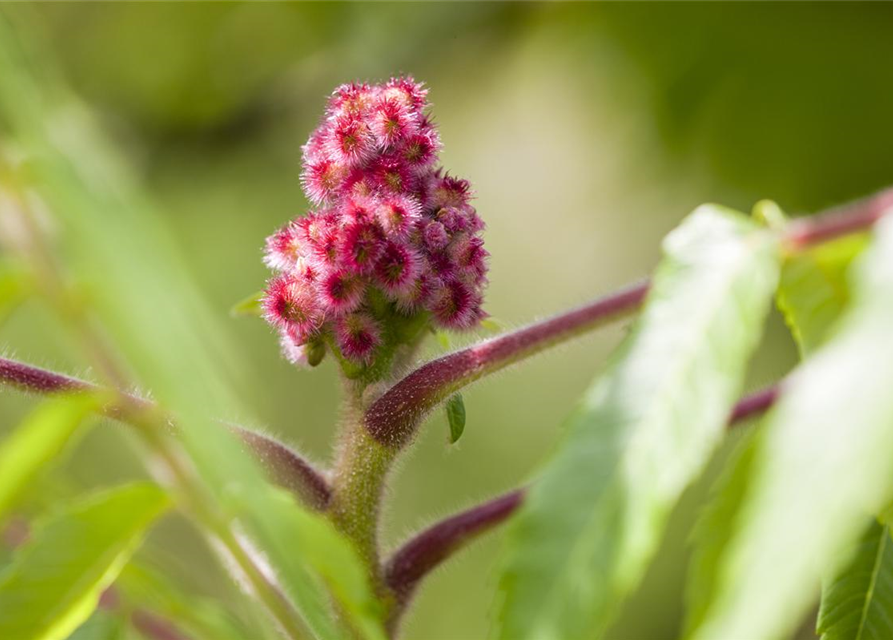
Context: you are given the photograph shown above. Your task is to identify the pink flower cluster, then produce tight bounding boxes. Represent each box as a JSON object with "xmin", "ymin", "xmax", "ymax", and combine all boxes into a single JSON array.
[{"xmin": 262, "ymin": 77, "xmax": 488, "ymax": 366}]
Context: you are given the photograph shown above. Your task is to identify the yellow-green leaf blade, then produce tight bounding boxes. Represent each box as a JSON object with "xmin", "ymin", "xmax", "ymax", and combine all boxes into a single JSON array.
[
  {"xmin": 494, "ymin": 206, "xmax": 781, "ymax": 640},
  {"xmin": 0, "ymin": 483, "xmax": 170, "ymax": 640}
]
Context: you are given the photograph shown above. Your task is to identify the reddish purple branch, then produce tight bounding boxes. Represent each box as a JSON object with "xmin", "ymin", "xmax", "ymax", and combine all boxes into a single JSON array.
[
  {"xmin": 784, "ymin": 187, "xmax": 893, "ymax": 249},
  {"xmin": 365, "ymin": 187, "xmax": 893, "ymax": 451},
  {"xmin": 383, "ymin": 381, "xmax": 780, "ymax": 619},
  {"xmin": 366, "ymin": 281, "xmax": 649, "ymax": 447},
  {"xmin": 0, "ymin": 356, "xmax": 331, "ymax": 509},
  {"xmin": 727, "ymin": 384, "xmax": 781, "ymax": 425}
]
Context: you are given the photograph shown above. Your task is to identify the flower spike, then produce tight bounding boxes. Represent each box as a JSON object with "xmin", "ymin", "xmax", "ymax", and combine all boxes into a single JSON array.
[{"xmin": 261, "ymin": 77, "xmax": 489, "ymax": 373}]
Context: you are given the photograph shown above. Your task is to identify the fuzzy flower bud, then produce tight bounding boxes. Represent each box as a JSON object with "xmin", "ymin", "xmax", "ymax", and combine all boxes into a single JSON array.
[{"xmin": 261, "ymin": 76, "xmax": 489, "ymax": 371}]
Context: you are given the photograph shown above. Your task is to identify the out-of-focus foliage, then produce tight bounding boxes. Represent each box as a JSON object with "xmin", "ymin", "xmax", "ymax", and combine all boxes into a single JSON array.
[
  {"xmin": 0, "ymin": 7, "xmax": 385, "ymax": 639},
  {"xmin": 0, "ymin": 395, "xmax": 97, "ymax": 521},
  {"xmin": 0, "ymin": 484, "xmax": 169, "ymax": 640}
]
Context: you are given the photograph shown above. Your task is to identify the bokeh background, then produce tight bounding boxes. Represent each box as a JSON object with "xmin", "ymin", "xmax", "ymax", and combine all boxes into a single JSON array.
[{"xmin": 2, "ymin": 3, "xmax": 893, "ymax": 639}]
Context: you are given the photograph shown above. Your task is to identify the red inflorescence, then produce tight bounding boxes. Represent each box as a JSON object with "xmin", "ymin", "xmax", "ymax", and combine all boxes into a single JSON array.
[{"xmin": 263, "ymin": 77, "xmax": 488, "ymax": 366}]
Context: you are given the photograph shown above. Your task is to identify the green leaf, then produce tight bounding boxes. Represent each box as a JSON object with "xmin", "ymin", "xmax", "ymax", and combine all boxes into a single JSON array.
[
  {"xmin": 0, "ymin": 394, "xmax": 98, "ymax": 522},
  {"xmin": 682, "ymin": 429, "xmax": 761, "ymax": 635},
  {"xmin": 230, "ymin": 290, "xmax": 264, "ymax": 318},
  {"xmin": 227, "ymin": 486, "xmax": 387, "ymax": 640},
  {"xmin": 494, "ymin": 206, "xmax": 780, "ymax": 640},
  {"xmin": 0, "ymin": 483, "xmax": 169, "ymax": 640},
  {"xmin": 446, "ymin": 394, "xmax": 466, "ymax": 444},
  {"xmin": 689, "ymin": 217, "xmax": 893, "ymax": 640},
  {"xmin": 817, "ymin": 519, "xmax": 893, "ymax": 640},
  {"xmin": 777, "ymin": 232, "xmax": 868, "ymax": 356}
]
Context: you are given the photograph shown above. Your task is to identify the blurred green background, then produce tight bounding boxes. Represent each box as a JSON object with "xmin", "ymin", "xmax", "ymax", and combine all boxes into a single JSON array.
[{"xmin": 2, "ymin": 3, "xmax": 893, "ymax": 638}]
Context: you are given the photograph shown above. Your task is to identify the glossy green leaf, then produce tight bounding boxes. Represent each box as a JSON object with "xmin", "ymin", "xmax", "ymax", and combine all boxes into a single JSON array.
[
  {"xmin": 690, "ymin": 217, "xmax": 893, "ymax": 640},
  {"xmin": 0, "ymin": 483, "xmax": 169, "ymax": 640},
  {"xmin": 446, "ymin": 394, "xmax": 466, "ymax": 444},
  {"xmin": 777, "ymin": 233, "xmax": 868, "ymax": 356},
  {"xmin": 817, "ymin": 519, "xmax": 893, "ymax": 640},
  {"xmin": 494, "ymin": 206, "xmax": 780, "ymax": 640},
  {"xmin": 230, "ymin": 290, "xmax": 264, "ymax": 318},
  {"xmin": 0, "ymin": 394, "xmax": 98, "ymax": 522}
]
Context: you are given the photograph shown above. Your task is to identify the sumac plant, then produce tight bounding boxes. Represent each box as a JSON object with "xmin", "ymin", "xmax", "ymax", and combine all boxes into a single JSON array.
[{"xmin": 2, "ymin": 31, "xmax": 893, "ymax": 640}]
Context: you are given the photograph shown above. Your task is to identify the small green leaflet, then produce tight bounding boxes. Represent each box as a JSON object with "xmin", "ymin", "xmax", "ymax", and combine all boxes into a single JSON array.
[
  {"xmin": 0, "ymin": 483, "xmax": 170, "ymax": 640},
  {"xmin": 446, "ymin": 394, "xmax": 466, "ymax": 444},
  {"xmin": 230, "ymin": 290, "xmax": 264, "ymax": 318},
  {"xmin": 0, "ymin": 394, "xmax": 98, "ymax": 522},
  {"xmin": 690, "ymin": 217, "xmax": 893, "ymax": 640},
  {"xmin": 817, "ymin": 519, "xmax": 893, "ymax": 640},
  {"xmin": 493, "ymin": 206, "xmax": 780, "ymax": 640}
]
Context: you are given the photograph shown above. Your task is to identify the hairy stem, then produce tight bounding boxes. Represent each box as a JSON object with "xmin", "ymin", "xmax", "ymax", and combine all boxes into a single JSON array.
[
  {"xmin": 0, "ymin": 356, "xmax": 331, "ymax": 509},
  {"xmin": 327, "ymin": 382, "xmax": 399, "ymax": 595},
  {"xmin": 365, "ymin": 281, "xmax": 648, "ymax": 447},
  {"xmin": 364, "ymin": 187, "xmax": 893, "ymax": 449},
  {"xmin": 383, "ymin": 489, "xmax": 524, "ymax": 634}
]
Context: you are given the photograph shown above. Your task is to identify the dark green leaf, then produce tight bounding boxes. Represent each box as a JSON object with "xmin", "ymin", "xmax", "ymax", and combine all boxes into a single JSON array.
[
  {"xmin": 0, "ymin": 483, "xmax": 169, "ymax": 640},
  {"xmin": 446, "ymin": 394, "xmax": 466, "ymax": 444},
  {"xmin": 689, "ymin": 217, "xmax": 893, "ymax": 640},
  {"xmin": 818, "ymin": 519, "xmax": 893, "ymax": 640},
  {"xmin": 494, "ymin": 206, "xmax": 780, "ymax": 639}
]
